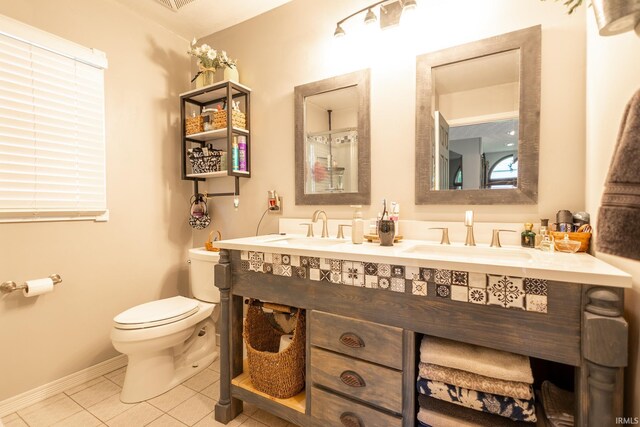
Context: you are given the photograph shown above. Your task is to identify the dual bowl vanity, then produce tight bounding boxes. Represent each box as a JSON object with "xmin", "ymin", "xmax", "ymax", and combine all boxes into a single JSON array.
[{"xmin": 211, "ymin": 233, "xmax": 630, "ymax": 427}]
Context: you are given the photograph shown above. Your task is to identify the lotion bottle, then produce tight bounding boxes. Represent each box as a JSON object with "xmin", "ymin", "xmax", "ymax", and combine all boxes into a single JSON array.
[{"xmin": 351, "ymin": 205, "xmax": 364, "ymax": 244}]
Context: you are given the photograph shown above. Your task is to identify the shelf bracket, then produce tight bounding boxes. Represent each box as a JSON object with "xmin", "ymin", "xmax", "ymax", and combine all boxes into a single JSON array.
[{"xmin": 193, "ymin": 177, "xmax": 240, "ymax": 198}]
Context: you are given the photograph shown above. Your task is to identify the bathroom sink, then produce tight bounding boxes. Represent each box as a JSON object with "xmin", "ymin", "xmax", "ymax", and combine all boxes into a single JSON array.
[
  {"xmin": 403, "ymin": 244, "xmax": 534, "ymax": 263},
  {"xmin": 268, "ymin": 237, "xmax": 349, "ymax": 247}
]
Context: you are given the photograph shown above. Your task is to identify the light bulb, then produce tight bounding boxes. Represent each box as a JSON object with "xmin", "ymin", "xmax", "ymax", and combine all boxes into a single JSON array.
[
  {"xmin": 364, "ymin": 8, "xmax": 377, "ymax": 25},
  {"xmin": 400, "ymin": 0, "xmax": 418, "ymax": 27}
]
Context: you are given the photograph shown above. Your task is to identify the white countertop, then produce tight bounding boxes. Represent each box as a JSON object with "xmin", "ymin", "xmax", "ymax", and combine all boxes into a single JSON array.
[{"xmin": 214, "ymin": 234, "xmax": 632, "ymax": 288}]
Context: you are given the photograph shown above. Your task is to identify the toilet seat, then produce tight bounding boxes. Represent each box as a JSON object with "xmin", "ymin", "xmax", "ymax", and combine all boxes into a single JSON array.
[{"xmin": 114, "ymin": 296, "xmax": 199, "ymax": 330}]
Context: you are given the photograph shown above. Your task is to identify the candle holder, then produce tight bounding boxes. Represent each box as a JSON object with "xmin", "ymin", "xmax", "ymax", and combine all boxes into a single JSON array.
[{"xmin": 378, "ymin": 220, "xmax": 396, "ymax": 246}]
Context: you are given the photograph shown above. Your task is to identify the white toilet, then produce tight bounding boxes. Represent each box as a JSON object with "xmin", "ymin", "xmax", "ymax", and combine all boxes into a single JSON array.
[{"xmin": 111, "ymin": 248, "xmax": 220, "ymax": 403}]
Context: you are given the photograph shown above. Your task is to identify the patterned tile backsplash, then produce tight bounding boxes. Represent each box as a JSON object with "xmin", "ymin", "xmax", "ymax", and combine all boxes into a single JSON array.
[{"xmin": 239, "ymin": 250, "xmax": 548, "ymax": 314}]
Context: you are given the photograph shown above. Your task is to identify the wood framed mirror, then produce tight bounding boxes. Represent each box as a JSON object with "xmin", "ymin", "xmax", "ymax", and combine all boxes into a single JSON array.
[
  {"xmin": 295, "ymin": 69, "xmax": 370, "ymax": 205},
  {"xmin": 415, "ymin": 25, "xmax": 541, "ymax": 205}
]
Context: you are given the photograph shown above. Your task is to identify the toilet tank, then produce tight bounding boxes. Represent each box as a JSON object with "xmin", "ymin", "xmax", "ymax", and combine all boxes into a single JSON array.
[{"xmin": 188, "ymin": 248, "xmax": 221, "ymax": 303}]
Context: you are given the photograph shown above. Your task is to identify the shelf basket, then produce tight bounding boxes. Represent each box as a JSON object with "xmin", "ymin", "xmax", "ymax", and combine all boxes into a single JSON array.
[
  {"xmin": 243, "ymin": 300, "xmax": 305, "ymax": 399},
  {"xmin": 185, "ymin": 115, "xmax": 204, "ymax": 135},
  {"xmin": 213, "ymin": 109, "xmax": 246, "ymax": 130},
  {"xmin": 187, "ymin": 150, "xmax": 223, "ymax": 174}
]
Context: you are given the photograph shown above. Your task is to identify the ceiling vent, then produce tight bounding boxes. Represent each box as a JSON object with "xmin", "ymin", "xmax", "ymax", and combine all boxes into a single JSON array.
[{"xmin": 154, "ymin": 0, "xmax": 196, "ymax": 12}]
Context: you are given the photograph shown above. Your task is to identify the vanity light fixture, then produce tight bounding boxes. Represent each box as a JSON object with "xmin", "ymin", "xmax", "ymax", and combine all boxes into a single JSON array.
[{"xmin": 333, "ymin": 0, "xmax": 419, "ymax": 38}]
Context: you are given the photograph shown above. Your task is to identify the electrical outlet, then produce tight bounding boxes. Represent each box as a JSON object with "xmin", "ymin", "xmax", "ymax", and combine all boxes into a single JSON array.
[
  {"xmin": 267, "ymin": 190, "xmax": 282, "ymax": 215},
  {"xmin": 268, "ymin": 196, "xmax": 283, "ymax": 215}
]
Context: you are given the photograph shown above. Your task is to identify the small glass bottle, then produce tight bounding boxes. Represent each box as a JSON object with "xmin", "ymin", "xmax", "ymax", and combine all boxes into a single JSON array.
[
  {"xmin": 521, "ymin": 223, "xmax": 536, "ymax": 248},
  {"xmin": 535, "ymin": 218, "xmax": 549, "ymax": 248}
]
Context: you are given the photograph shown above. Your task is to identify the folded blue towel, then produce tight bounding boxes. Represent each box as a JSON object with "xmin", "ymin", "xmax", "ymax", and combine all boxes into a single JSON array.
[{"xmin": 417, "ymin": 377, "xmax": 537, "ymax": 422}]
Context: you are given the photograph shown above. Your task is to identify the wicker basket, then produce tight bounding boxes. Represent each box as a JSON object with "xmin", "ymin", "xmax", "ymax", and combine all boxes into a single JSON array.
[
  {"xmin": 185, "ymin": 115, "xmax": 204, "ymax": 135},
  {"xmin": 243, "ymin": 301, "xmax": 305, "ymax": 399},
  {"xmin": 551, "ymin": 231, "xmax": 591, "ymax": 252},
  {"xmin": 213, "ymin": 109, "xmax": 246, "ymax": 130}
]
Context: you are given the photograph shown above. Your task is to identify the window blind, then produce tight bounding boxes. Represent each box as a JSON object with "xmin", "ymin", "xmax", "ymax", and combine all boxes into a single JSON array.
[{"xmin": 0, "ymin": 15, "xmax": 108, "ymax": 222}]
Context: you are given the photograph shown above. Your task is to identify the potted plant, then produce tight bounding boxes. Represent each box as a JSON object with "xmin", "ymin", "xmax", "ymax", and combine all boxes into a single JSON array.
[{"xmin": 188, "ymin": 39, "xmax": 239, "ymax": 87}]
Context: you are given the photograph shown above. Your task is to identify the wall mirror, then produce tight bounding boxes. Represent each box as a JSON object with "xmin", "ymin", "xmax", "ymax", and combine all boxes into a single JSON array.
[
  {"xmin": 415, "ymin": 25, "xmax": 541, "ymax": 204},
  {"xmin": 295, "ymin": 69, "xmax": 370, "ymax": 205}
]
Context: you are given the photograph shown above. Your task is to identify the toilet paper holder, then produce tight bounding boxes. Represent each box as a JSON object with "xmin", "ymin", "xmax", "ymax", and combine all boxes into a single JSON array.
[{"xmin": 0, "ymin": 274, "xmax": 62, "ymax": 295}]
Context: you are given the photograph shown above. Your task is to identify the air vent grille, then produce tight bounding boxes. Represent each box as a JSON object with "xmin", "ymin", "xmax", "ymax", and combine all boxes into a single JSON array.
[
  {"xmin": 174, "ymin": 0, "xmax": 196, "ymax": 9},
  {"xmin": 153, "ymin": 0, "xmax": 196, "ymax": 12}
]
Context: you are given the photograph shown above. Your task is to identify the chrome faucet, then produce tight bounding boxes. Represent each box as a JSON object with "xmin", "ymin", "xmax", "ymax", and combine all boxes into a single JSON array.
[
  {"xmin": 464, "ymin": 210, "xmax": 476, "ymax": 246},
  {"xmin": 311, "ymin": 210, "xmax": 329, "ymax": 238}
]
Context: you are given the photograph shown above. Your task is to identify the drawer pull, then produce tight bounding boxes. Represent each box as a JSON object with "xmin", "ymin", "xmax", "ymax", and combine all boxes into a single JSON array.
[
  {"xmin": 340, "ymin": 412, "xmax": 364, "ymax": 427},
  {"xmin": 339, "ymin": 332, "xmax": 365, "ymax": 348},
  {"xmin": 340, "ymin": 370, "xmax": 366, "ymax": 388}
]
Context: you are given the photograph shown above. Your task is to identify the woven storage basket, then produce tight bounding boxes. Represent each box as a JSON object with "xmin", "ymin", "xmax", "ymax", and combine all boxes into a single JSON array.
[
  {"xmin": 243, "ymin": 301, "xmax": 305, "ymax": 399},
  {"xmin": 185, "ymin": 115, "xmax": 204, "ymax": 135},
  {"xmin": 213, "ymin": 109, "xmax": 246, "ymax": 129},
  {"xmin": 551, "ymin": 231, "xmax": 591, "ymax": 252}
]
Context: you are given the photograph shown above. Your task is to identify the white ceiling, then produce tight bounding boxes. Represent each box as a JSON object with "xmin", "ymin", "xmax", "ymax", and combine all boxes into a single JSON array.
[
  {"xmin": 434, "ymin": 49, "xmax": 520, "ymax": 94},
  {"xmin": 113, "ymin": 0, "xmax": 292, "ymax": 40},
  {"xmin": 450, "ymin": 119, "xmax": 519, "ymax": 154}
]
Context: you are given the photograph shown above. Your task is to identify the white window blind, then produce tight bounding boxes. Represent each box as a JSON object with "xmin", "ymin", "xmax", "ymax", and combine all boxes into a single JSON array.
[{"xmin": 0, "ymin": 15, "xmax": 108, "ymax": 222}]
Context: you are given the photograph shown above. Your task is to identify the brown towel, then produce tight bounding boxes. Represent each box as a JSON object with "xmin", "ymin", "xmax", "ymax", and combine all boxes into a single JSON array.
[
  {"xmin": 597, "ymin": 88, "xmax": 640, "ymax": 260},
  {"xmin": 418, "ymin": 395, "xmax": 533, "ymax": 427},
  {"xmin": 541, "ymin": 381, "xmax": 574, "ymax": 426},
  {"xmin": 419, "ymin": 362, "xmax": 533, "ymax": 400}
]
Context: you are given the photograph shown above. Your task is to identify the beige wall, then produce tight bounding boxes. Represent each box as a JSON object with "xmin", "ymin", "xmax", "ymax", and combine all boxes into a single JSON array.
[
  {"xmin": 194, "ymin": 0, "xmax": 586, "ymax": 247},
  {"xmin": 585, "ymin": 14, "xmax": 640, "ymax": 416},
  {"xmin": 0, "ymin": 0, "xmax": 192, "ymax": 400}
]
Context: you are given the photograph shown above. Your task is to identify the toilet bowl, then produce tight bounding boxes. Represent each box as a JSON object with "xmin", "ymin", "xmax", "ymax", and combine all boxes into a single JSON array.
[{"xmin": 110, "ymin": 248, "xmax": 220, "ymax": 403}]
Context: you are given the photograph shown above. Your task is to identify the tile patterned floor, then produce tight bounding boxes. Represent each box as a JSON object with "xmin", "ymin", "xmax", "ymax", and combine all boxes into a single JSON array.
[{"xmin": 1, "ymin": 357, "xmax": 299, "ymax": 427}]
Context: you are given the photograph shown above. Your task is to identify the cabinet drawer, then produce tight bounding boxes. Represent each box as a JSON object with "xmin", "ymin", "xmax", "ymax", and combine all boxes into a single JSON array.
[
  {"xmin": 310, "ymin": 311, "xmax": 403, "ymax": 369},
  {"xmin": 311, "ymin": 347, "xmax": 402, "ymax": 413},
  {"xmin": 311, "ymin": 386, "xmax": 402, "ymax": 427}
]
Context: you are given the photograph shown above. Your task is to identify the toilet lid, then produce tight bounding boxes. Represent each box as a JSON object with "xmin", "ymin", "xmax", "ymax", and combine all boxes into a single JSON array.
[{"xmin": 114, "ymin": 296, "xmax": 199, "ymax": 330}]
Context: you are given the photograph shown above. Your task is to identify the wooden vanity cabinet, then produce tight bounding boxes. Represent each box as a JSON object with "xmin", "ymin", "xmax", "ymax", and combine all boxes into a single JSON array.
[
  {"xmin": 213, "ymin": 248, "xmax": 628, "ymax": 427},
  {"xmin": 309, "ymin": 311, "xmax": 404, "ymax": 424}
]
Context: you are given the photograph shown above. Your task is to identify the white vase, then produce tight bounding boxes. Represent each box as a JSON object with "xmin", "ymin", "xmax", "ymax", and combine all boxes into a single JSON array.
[{"xmin": 224, "ymin": 67, "xmax": 239, "ymax": 83}]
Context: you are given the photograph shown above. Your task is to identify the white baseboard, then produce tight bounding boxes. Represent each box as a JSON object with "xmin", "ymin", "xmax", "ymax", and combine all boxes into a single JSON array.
[{"xmin": 0, "ymin": 355, "xmax": 127, "ymax": 418}]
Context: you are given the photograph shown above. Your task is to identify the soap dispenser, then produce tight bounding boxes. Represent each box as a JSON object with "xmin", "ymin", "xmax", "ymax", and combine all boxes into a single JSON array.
[{"xmin": 351, "ymin": 205, "xmax": 364, "ymax": 244}]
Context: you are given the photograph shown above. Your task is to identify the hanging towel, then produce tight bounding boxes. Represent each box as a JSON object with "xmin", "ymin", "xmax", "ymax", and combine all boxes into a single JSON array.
[
  {"xmin": 420, "ymin": 336, "xmax": 533, "ymax": 383},
  {"xmin": 418, "ymin": 395, "xmax": 534, "ymax": 427},
  {"xmin": 597, "ymin": 88, "xmax": 640, "ymax": 260},
  {"xmin": 417, "ymin": 378, "xmax": 537, "ymax": 422},
  {"xmin": 419, "ymin": 362, "xmax": 533, "ymax": 400}
]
